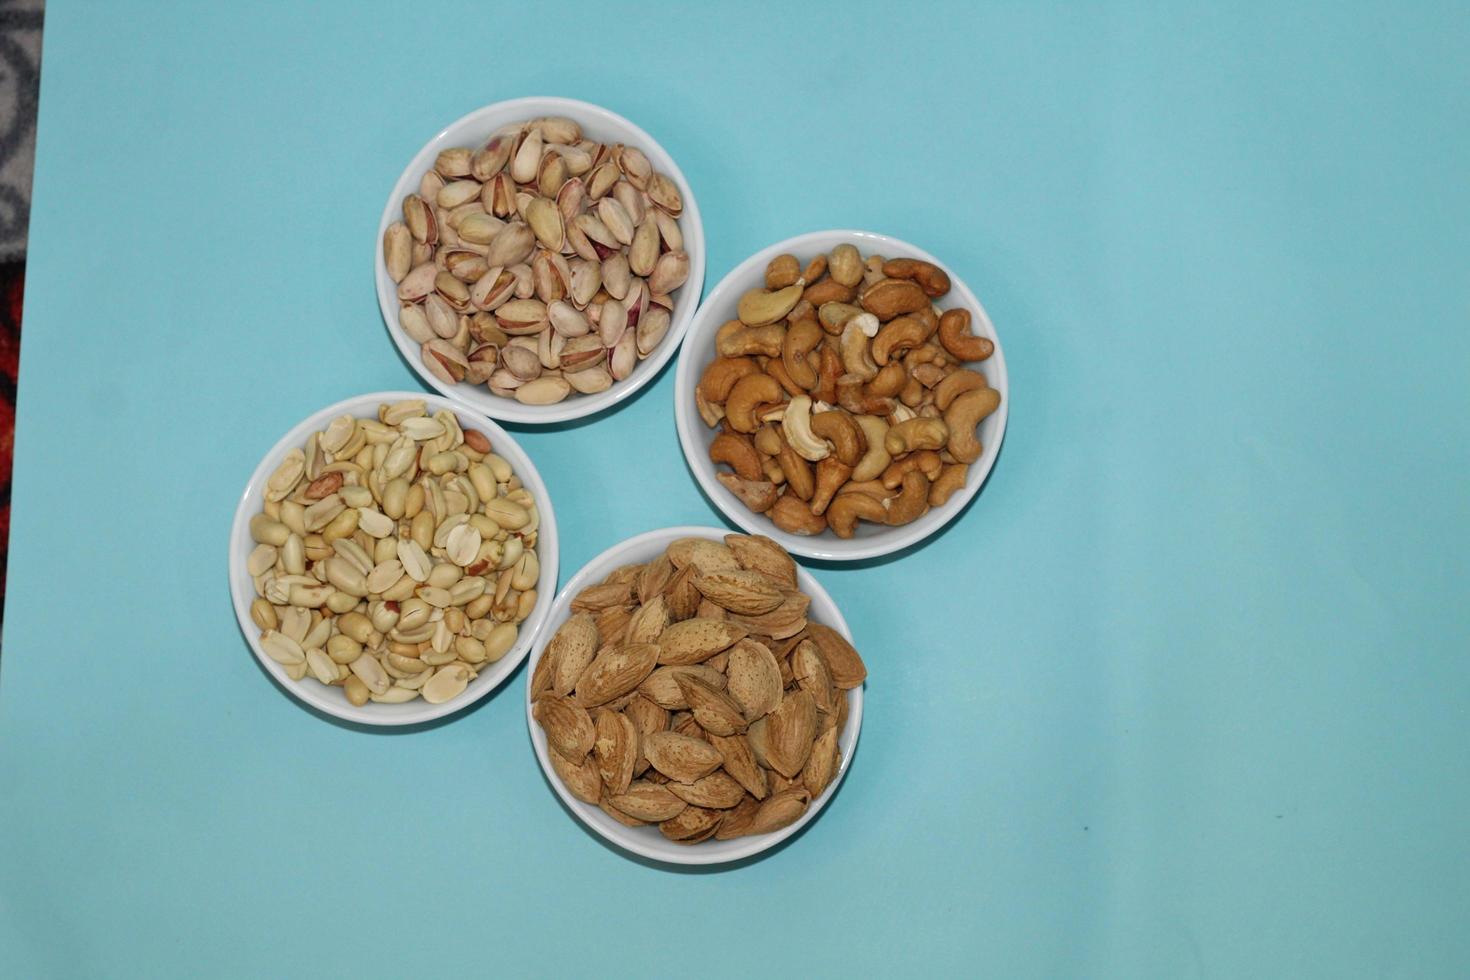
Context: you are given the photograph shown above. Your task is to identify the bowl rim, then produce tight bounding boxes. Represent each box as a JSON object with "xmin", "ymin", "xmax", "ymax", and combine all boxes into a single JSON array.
[
  {"xmin": 228, "ymin": 390, "xmax": 559, "ymax": 726},
  {"xmin": 523, "ymin": 525, "xmax": 864, "ymax": 865},
  {"xmin": 374, "ymin": 95, "xmax": 706, "ymax": 425},
  {"xmin": 674, "ymin": 229, "xmax": 1009, "ymax": 561}
]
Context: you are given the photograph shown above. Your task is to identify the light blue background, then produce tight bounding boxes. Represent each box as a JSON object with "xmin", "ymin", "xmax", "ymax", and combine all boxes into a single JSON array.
[{"xmin": 2, "ymin": 1, "xmax": 1466, "ymax": 976}]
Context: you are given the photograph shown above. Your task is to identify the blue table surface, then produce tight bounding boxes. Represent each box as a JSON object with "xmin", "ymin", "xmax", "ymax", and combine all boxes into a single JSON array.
[{"xmin": 2, "ymin": 2, "xmax": 1466, "ymax": 976}]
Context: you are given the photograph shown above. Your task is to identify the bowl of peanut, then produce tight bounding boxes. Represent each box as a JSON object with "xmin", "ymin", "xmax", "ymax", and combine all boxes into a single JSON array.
[
  {"xmin": 229, "ymin": 392, "xmax": 559, "ymax": 725},
  {"xmin": 675, "ymin": 230, "xmax": 1008, "ymax": 561}
]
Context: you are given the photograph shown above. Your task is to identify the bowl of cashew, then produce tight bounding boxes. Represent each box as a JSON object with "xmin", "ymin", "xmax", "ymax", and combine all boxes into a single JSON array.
[{"xmin": 674, "ymin": 230, "xmax": 1008, "ymax": 561}]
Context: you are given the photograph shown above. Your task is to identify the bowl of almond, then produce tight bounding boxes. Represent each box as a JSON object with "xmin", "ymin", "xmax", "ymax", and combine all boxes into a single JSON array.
[{"xmin": 525, "ymin": 527, "xmax": 865, "ymax": 864}]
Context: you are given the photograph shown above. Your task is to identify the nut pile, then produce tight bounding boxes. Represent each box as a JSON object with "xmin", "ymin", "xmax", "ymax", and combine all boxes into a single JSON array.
[
  {"xmin": 246, "ymin": 400, "xmax": 542, "ymax": 707},
  {"xmin": 696, "ymin": 246, "xmax": 1002, "ymax": 537},
  {"xmin": 532, "ymin": 534, "xmax": 866, "ymax": 844},
  {"xmin": 383, "ymin": 116, "xmax": 691, "ymax": 405}
]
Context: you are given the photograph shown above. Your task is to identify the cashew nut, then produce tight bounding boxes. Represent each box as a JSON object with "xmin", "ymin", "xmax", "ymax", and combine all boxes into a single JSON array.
[
  {"xmin": 842, "ymin": 479, "xmax": 895, "ymax": 500},
  {"xmin": 885, "ymin": 470, "xmax": 930, "ymax": 526},
  {"xmin": 933, "ymin": 368, "xmax": 988, "ymax": 410},
  {"xmin": 818, "ymin": 302, "xmax": 863, "ymax": 333},
  {"xmin": 765, "ymin": 355, "xmax": 805, "ymax": 397},
  {"xmin": 723, "ymin": 373, "xmax": 784, "ymax": 433},
  {"xmin": 762, "ymin": 455, "xmax": 785, "ymax": 485},
  {"xmin": 881, "ymin": 450, "xmax": 943, "ymax": 489},
  {"xmin": 717, "ymin": 322, "xmax": 786, "ymax": 358},
  {"xmin": 780, "ymin": 395, "xmax": 830, "ymax": 462},
  {"xmin": 777, "ymin": 442, "xmax": 815, "ymax": 500},
  {"xmin": 709, "ymin": 432, "xmax": 764, "ymax": 481},
  {"xmin": 695, "ymin": 388, "xmax": 724, "ymax": 427},
  {"xmin": 716, "ymin": 472, "xmax": 778, "ymax": 512},
  {"xmin": 752, "ymin": 424, "xmax": 783, "ymax": 457},
  {"xmin": 928, "ymin": 463, "xmax": 969, "ymax": 507},
  {"xmin": 813, "ymin": 345, "xmax": 842, "ymax": 404},
  {"xmin": 809, "ymin": 410, "xmax": 866, "ymax": 467},
  {"xmin": 765, "ymin": 254, "xmax": 801, "ymax": 289},
  {"xmin": 899, "ymin": 376, "xmax": 925, "ymax": 408},
  {"xmin": 810, "ymin": 457, "xmax": 852, "ymax": 516},
  {"xmin": 851, "ymin": 415, "xmax": 891, "ymax": 482},
  {"xmin": 840, "ymin": 321, "xmax": 879, "ymax": 381},
  {"xmin": 768, "ymin": 494, "xmax": 826, "ymax": 536},
  {"xmin": 860, "ymin": 360, "xmax": 899, "ymax": 399},
  {"xmin": 937, "ymin": 308, "xmax": 994, "ymax": 362},
  {"xmin": 802, "ymin": 254, "xmax": 828, "ymax": 283},
  {"xmin": 943, "ymin": 387, "xmax": 1001, "ymax": 464},
  {"xmin": 737, "ymin": 283, "xmax": 804, "ymax": 326},
  {"xmin": 828, "ymin": 243, "xmax": 864, "ymax": 287},
  {"xmin": 910, "ymin": 362, "xmax": 946, "ymax": 388},
  {"xmin": 836, "ymin": 374, "xmax": 894, "ymax": 417},
  {"xmin": 827, "ymin": 492, "xmax": 888, "ymax": 538},
  {"xmin": 697, "ymin": 355, "xmax": 758, "ymax": 402},
  {"xmin": 860, "ymin": 278, "xmax": 929, "ymax": 322},
  {"xmin": 881, "ymin": 258, "xmax": 951, "ymax": 298},
  {"xmin": 871, "ymin": 316, "xmax": 928, "ymax": 365},
  {"xmin": 781, "ymin": 317, "xmax": 822, "ymax": 391},
  {"xmin": 884, "ymin": 417, "xmax": 949, "ymax": 455},
  {"xmin": 803, "ymin": 278, "xmax": 855, "ymax": 307}
]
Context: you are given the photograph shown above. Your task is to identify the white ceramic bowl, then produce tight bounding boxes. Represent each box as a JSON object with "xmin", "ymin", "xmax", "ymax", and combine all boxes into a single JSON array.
[
  {"xmin": 674, "ymin": 230, "xmax": 1009, "ymax": 561},
  {"xmin": 229, "ymin": 392, "xmax": 559, "ymax": 726},
  {"xmin": 375, "ymin": 96, "xmax": 706, "ymax": 424},
  {"xmin": 525, "ymin": 526, "xmax": 863, "ymax": 865}
]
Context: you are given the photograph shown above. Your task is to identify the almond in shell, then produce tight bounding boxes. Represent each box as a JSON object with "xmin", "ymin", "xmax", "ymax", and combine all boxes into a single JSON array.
[
  {"xmin": 662, "ymin": 564, "xmax": 702, "ymax": 620},
  {"xmin": 805, "ymin": 623, "xmax": 867, "ymax": 689},
  {"xmin": 639, "ymin": 664, "xmax": 726, "ymax": 710},
  {"xmin": 606, "ymin": 780, "xmax": 687, "ymax": 822},
  {"xmin": 659, "ymin": 805, "xmax": 722, "ymax": 844},
  {"xmin": 643, "ymin": 731, "xmax": 723, "ymax": 783},
  {"xmin": 708, "ymin": 731, "xmax": 768, "ymax": 800},
  {"xmin": 792, "ymin": 639, "xmax": 837, "ymax": 713},
  {"xmin": 574, "ymin": 642, "xmax": 659, "ymax": 707},
  {"xmin": 728, "ymin": 591, "xmax": 810, "ymax": 640},
  {"xmin": 570, "ymin": 580, "xmax": 632, "ymax": 612},
  {"xmin": 724, "ymin": 638, "xmax": 784, "ymax": 720},
  {"xmin": 656, "ymin": 618, "xmax": 748, "ymax": 665},
  {"xmin": 666, "ymin": 537, "xmax": 740, "ymax": 574},
  {"xmin": 724, "ymin": 533, "xmax": 798, "ymax": 590},
  {"xmin": 534, "ymin": 694, "xmax": 595, "ymax": 761},
  {"xmin": 715, "ymin": 794, "xmax": 761, "ymax": 839},
  {"xmin": 764, "ymin": 689, "xmax": 817, "ymax": 778},
  {"xmin": 593, "ymin": 709, "xmax": 639, "ymax": 796},
  {"xmin": 666, "ymin": 771, "xmax": 746, "ymax": 809},
  {"xmin": 599, "ymin": 798, "xmax": 648, "ymax": 827},
  {"xmin": 594, "ymin": 605, "xmax": 633, "ymax": 645},
  {"xmin": 635, "ymin": 554, "xmax": 674, "ymax": 603},
  {"xmin": 675, "ymin": 673, "xmax": 749, "ymax": 736},
  {"xmin": 625, "ymin": 594, "xmax": 669, "ymax": 644},
  {"xmin": 547, "ymin": 612, "xmax": 599, "ymax": 696},
  {"xmin": 747, "ymin": 787, "xmax": 811, "ymax": 835},
  {"xmin": 624, "ymin": 692, "xmax": 670, "ymax": 735},
  {"xmin": 691, "ymin": 568, "xmax": 785, "ymax": 615},
  {"xmin": 802, "ymin": 725, "xmax": 841, "ymax": 798},
  {"xmin": 547, "ymin": 741, "xmax": 602, "ymax": 804}
]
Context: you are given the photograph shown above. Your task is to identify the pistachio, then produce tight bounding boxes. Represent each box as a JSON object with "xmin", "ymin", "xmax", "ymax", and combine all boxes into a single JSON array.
[
  {"xmin": 383, "ymin": 222, "xmax": 412, "ymax": 283},
  {"xmin": 525, "ymin": 197, "xmax": 564, "ymax": 251},
  {"xmin": 648, "ymin": 250, "xmax": 690, "ymax": 295},
  {"xmin": 421, "ymin": 339, "xmax": 469, "ymax": 384},
  {"xmin": 485, "ymin": 221, "xmax": 535, "ymax": 268}
]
